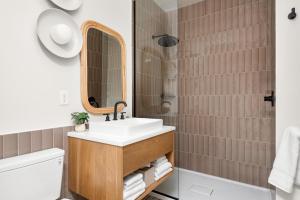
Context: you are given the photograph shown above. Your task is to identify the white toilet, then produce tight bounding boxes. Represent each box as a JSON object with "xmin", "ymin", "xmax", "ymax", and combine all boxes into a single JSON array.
[{"xmin": 0, "ymin": 148, "xmax": 67, "ymax": 200}]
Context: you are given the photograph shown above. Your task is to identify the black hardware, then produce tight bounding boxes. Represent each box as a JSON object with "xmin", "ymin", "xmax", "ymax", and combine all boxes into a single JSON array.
[
  {"xmin": 103, "ymin": 113, "xmax": 110, "ymax": 121},
  {"xmin": 288, "ymin": 8, "xmax": 297, "ymax": 20},
  {"xmin": 88, "ymin": 96, "xmax": 99, "ymax": 108},
  {"xmin": 152, "ymin": 34, "xmax": 179, "ymax": 47},
  {"xmin": 264, "ymin": 91, "xmax": 275, "ymax": 107},
  {"xmin": 113, "ymin": 101, "xmax": 127, "ymax": 120},
  {"xmin": 120, "ymin": 112, "xmax": 126, "ymax": 120}
]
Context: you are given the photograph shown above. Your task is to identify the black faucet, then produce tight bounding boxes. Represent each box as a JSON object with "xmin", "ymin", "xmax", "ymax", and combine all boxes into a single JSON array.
[{"xmin": 113, "ymin": 101, "xmax": 127, "ymax": 120}]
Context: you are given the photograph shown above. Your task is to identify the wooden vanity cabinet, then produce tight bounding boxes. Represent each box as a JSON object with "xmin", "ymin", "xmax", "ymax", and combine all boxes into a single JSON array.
[{"xmin": 68, "ymin": 131, "xmax": 174, "ymax": 200}]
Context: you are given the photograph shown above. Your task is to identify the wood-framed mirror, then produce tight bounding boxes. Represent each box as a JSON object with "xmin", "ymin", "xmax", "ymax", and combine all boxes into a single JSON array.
[{"xmin": 81, "ymin": 20, "xmax": 126, "ymax": 114}]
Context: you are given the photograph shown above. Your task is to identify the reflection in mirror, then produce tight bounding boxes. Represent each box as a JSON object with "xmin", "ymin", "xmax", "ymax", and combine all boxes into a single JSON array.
[{"xmin": 87, "ymin": 28, "xmax": 123, "ymax": 108}]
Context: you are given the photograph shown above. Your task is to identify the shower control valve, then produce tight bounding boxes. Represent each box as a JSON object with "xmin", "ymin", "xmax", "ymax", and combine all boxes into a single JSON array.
[{"xmin": 264, "ymin": 91, "xmax": 275, "ymax": 107}]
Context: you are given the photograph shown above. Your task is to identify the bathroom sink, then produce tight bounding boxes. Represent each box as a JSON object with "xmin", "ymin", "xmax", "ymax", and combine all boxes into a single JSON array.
[{"xmin": 89, "ymin": 118, "xmax": 163, "ymax": 136}]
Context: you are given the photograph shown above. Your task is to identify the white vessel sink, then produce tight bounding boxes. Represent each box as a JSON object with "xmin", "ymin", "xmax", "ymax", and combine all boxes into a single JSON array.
[{"xmin": 89, "ymin": 118, "xmax": 163, "ymax": 136}]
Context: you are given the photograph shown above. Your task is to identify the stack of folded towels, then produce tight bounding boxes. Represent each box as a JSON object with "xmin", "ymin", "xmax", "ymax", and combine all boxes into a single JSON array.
[
  {"xmin": 123, "ymin": 173, "xmax": 146, "ymax": 200},
  {"xmin": 151, "ymin": 156, "xmax": 173, "ymax": 181}
]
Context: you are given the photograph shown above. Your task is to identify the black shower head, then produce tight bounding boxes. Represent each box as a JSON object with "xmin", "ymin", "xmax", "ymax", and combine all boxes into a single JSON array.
[{"xmin": 152, "ymin": 34, "xmax": 179, "ymax": 47}]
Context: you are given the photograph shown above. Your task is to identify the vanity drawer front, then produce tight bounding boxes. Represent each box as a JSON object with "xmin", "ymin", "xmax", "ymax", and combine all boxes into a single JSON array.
[{"xmin": 123, "ymin": 131, "xmax": 174, "ymax": 176}]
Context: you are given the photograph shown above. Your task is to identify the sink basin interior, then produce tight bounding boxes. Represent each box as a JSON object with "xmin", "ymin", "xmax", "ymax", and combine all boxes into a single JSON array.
[{"xmin": 89, "ymin": 118, "xmax": 163, "ymax": 135}]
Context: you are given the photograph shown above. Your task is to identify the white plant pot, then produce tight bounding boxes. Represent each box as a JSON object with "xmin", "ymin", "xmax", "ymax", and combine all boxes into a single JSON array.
[{"xmin": 75, "ymin": 124, "xmax": 86, "ymax": 132}]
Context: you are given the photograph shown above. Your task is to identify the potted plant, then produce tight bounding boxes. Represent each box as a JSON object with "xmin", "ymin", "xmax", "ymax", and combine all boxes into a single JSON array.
[{"xmin": 71, "ymin": 112, "xmax": 89, "ymax": 132}]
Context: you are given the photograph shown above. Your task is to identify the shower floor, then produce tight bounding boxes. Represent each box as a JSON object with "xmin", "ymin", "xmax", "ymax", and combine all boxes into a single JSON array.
[{"xmin": 156, "ymin": 168, "xmax": 275, "ymax": 200}]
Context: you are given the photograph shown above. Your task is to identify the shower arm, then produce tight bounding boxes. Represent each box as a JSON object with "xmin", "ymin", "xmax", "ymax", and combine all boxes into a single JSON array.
[{"xmin": 152, "ymin": 34, "xmax": 169, "ymax": 39}]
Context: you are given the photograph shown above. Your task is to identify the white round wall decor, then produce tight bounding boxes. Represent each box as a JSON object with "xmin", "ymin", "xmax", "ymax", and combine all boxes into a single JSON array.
[
  {"xmin": 49, "ymin": 0, "xmax": 82, "ymax": 11},
  {"xmin": 50, "ymin": 24, "xmax": 73, "ymax": 45},
  {"xmin": 37, "ymin": 9, "xmax": 83, "ymax": 58}
]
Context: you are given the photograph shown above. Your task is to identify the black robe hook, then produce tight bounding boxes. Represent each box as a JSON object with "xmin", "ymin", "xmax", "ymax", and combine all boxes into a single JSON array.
[{"xmin": 288, "ymin": 8, "xmax": 297, "ymax": 20}]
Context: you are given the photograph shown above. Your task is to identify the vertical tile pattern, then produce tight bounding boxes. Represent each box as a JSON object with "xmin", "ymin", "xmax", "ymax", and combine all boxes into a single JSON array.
[
  {"xmin": 42, "ymin": 129, "xmax": 53, "ymax": 150},
  {"xmin": 18, "ymin": 132, "xmax": 31, "ymax": 155},
  {"xmin": 135, "ymin": 0, "xmax": 178, "ymax": 117},
  {"xmin": 3, "ymin": 134, "xmax": 18, "ymax": 158},
  {"xmin": 87, "ymin": 28, "xmax": 123, "ymax": 107},
  {"xmin": 177, "ymin": 0, "xmax": 275, "ymax": 188},
  {"xmin": 31, "ymin": 130, "xmax": 42, "ymax": 152},
  {"xmin": 87, "ymin": 29, "xmax": 104, "ymax": 106},
  {"xmin": 53, "ymin": 127, "xmax": 64, "ymax": 149}
]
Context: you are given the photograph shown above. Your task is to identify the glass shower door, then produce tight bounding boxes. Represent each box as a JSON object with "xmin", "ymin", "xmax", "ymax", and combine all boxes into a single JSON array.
[{"xmin": 134, "ymin": 0, "xmax": 179, "ymax": 199}]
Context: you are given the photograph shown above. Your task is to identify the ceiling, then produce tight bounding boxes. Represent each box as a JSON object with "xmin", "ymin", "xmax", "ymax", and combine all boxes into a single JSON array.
[{"xmin": 153, "ymin": 0, "xmax": 204, "ymax": 12}]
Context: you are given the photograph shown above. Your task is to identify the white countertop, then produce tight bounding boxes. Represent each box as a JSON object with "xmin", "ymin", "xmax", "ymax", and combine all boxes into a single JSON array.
[{"xmin": 67, "ymin": 126, "xmax": 176, "ymax": 147}]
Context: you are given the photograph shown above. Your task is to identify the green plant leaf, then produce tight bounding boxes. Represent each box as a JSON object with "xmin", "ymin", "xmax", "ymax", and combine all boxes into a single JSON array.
[{"xmin": 71, "ymin": 112, "xmax": 89, "ymax": 125}]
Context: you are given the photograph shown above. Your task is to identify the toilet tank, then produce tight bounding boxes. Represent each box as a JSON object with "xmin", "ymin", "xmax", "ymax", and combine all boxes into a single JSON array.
[{"xmin": 0, "ymin": 148, "xmax": 64, "ymax": 200}]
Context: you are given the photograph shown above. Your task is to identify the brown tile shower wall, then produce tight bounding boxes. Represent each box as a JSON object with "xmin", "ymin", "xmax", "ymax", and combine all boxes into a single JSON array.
[
  {"xmin": 135, "ymin": 0, "xmax": 167, "ymax": 116},
  {"xmin": 88, "ymin": 29, "xmax": 123, "ymax": 107},
  {"xmin": 0, "ymin": 127, "xmax": 84, "ymax": 199},
  {"xmin": 177, "ymin": 0, "xmax": 275, "ymax": 188},
  {"xmin": 135, "ymin": 0, "xmax": 179, "ymax": 115},
  {"xmin": 87, "ymin": 29, "xmax": 105, "ymax": 105},
  {"xmin": 106, "ymin": 37, "xmax": 123, "ymax": 106}
]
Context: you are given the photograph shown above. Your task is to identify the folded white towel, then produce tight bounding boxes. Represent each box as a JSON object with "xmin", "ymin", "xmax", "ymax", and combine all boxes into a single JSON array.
[
  {"xmin": 124, "ymin": 188, "xmax": 145, "ymax": 200},
  {"xmin": 155, "ymin": 168, "xmax": 173, "ymax": 181},
  {"xmin": 124, "ymin": 173, "xmax": 143, "ymax": 187},
  {"xmin": 268, "ymin": 127, "xmax": 300, "ymax": 193},
  {"xmin": 123, "ymin": 181, "xmax": 146, "ymax": 199},
  {"xmin": 152, "ymin": 156, "xmax": 167, "ymax": 165},
  {"xmin": 152, "ymin": 158, "xmax": 168, "ymax": 168},
  {"xmin": 124, "ymin": 180, "xmax": 143, "ymax": 191},
  {"xmin": 155, "ymin": 162, "xmax": 172, "ymax": 175},
  {"xmin": 155, "ymin": 164, "xmax": 172, "ymax": 177}
]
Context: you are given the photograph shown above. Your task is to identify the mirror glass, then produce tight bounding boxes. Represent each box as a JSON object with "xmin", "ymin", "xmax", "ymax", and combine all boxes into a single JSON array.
[{"xmin": 86, "ymin": 28, "xmax": 123, "ymax": 108}]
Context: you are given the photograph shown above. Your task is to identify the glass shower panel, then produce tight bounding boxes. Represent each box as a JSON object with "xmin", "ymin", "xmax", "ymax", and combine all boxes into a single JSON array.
[
  {"xmin": 134, "ymin": 0, "xmax": 179, "ymax": 199},
  {"xmin": 135, "ymin": 0, "xmax": 276, "ymax": 200}
]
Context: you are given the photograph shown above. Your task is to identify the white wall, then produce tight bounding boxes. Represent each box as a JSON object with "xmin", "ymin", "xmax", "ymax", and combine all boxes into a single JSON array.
[
  {"xmin": 0, "ymin": 0, "xmax": 132, "ymax": 134},
  {"xmin": 276, "ymin": 0, "xmax": 300, "ymax": 199}
]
